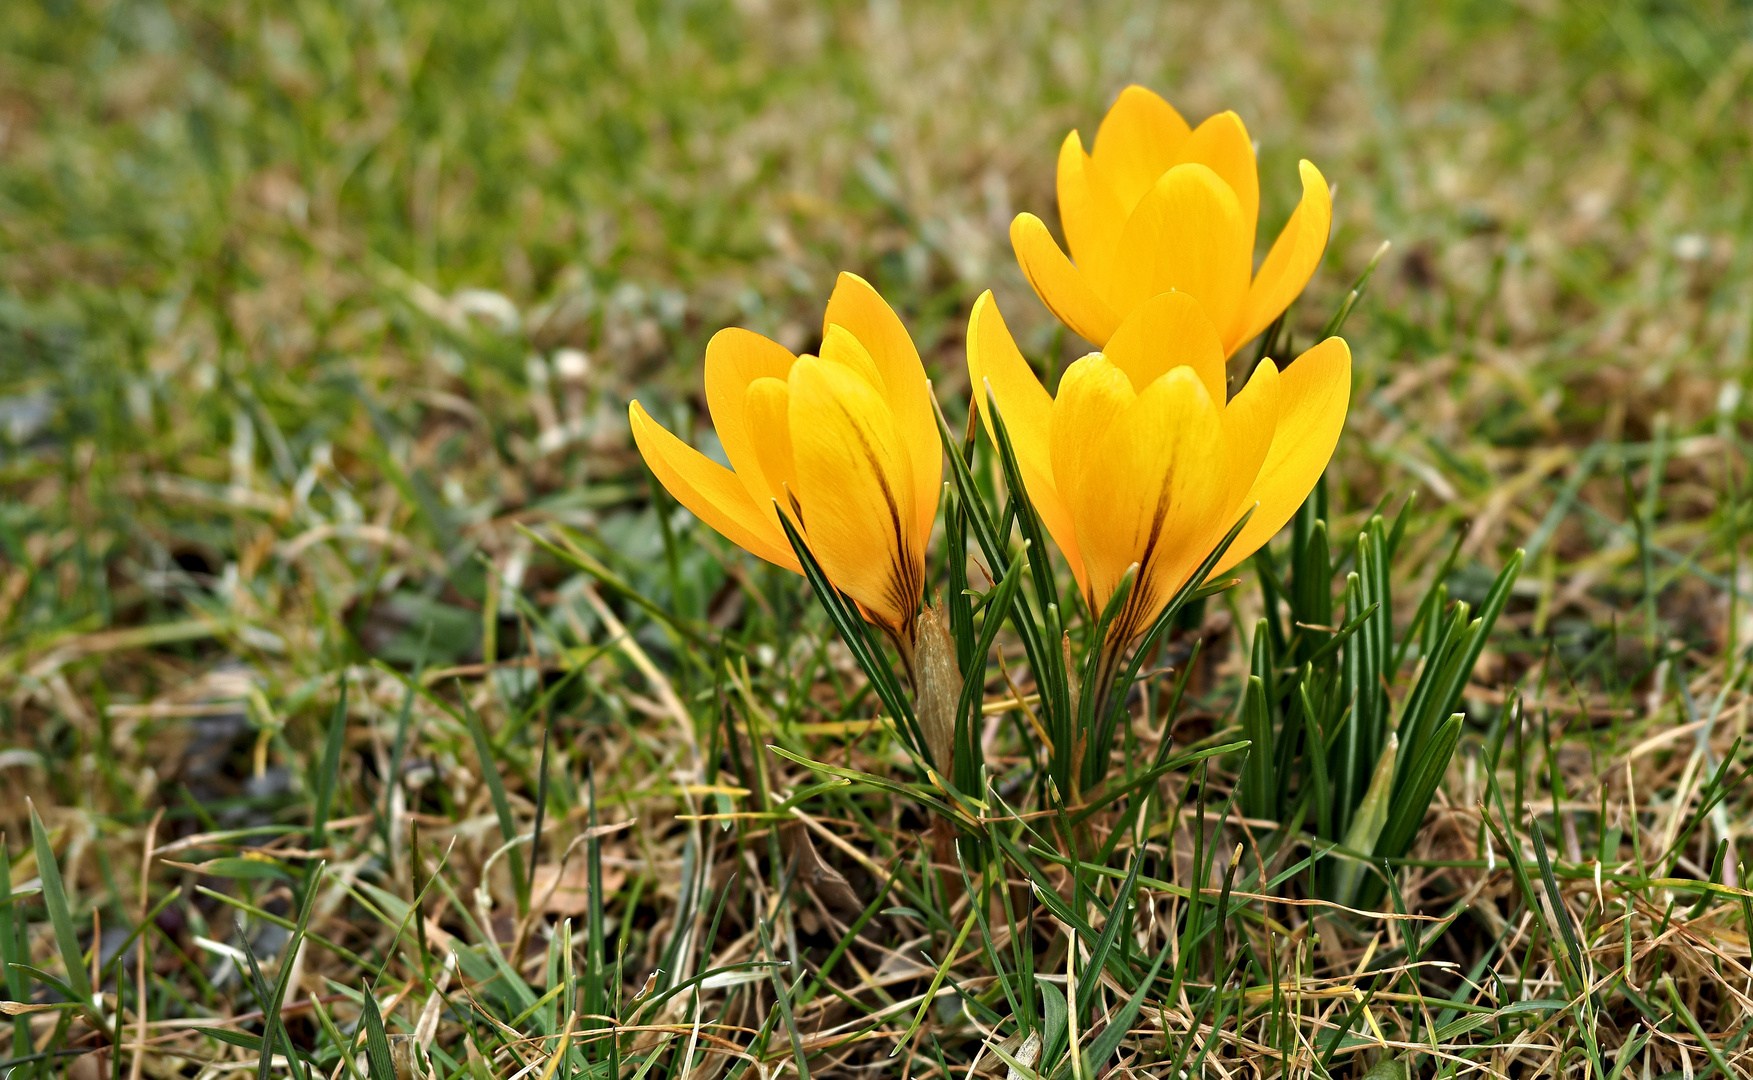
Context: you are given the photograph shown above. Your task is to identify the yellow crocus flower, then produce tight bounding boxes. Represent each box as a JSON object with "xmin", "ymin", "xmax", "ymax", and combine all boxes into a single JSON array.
[
  {"xmin": 967, "ymin": 288, "xmax": 1349, "ymax": 646},
  {"xmin": 1011, "ymin": 85, "xmax": 1333, "ymax": 356},
  {"xmin": 628, "ymin": 273, "xmax": 941, "ymax": 641}
]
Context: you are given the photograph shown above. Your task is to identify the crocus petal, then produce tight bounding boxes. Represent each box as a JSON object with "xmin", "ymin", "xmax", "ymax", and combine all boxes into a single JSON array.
[
  {"xmin": 1108, "ymin": 164, "xmax": 1251, "ymax": 340},
  {"xmin": 1175, "ymin": 110, "xmax": 1259, "ymax": 259},
  {"xmin": 1219, "ymin": 359, "xmax": 1281, "ymax": 521},
  {"xmin": 788, "ymin": 356, "xmax": 922, "ymax": 634},
  {"xmin": 1077, "ymin": 367, "xmax": 1230, "ymax": 633},
  {"xmin": 743, "ymin": 376, "xmax": 797, "ymax": 519},
  {"xmin": 1056, "ymin": 131, "xmax": 1126, "ymax": 295},
  {"xmin": 822, "ymin": 272, "xmax": 942, "ymax": 543},
  {"xmin": 819, "ymin": 323, "xmax": 886, "ymax": 390},
  {"xmin": 629, "ymin": 401, "xmax": 800, "ymax": 573},
  {"xmin": 1214, "ymin": 336, "xmax": 1351, "ymax": 574},
  {"xmin": 966, "ymin": 290, "xmax": 1085, "ymax": 595},
  {"xmin": 1231, "ymin": 159, "xmax": 1332, "ymax": 355},
  {"xmin": 1050, "ymin": 355, "xmax": 1135, "ymax": 580},
  {"xmin": 1011, "ymin": 213, "xmax": 1123, "ymax": 347},
  {"xmin": 1090, "ymin": 85, "xmax": 1191, "ymax": 216},
  {"xmin": 1099, "ymin": 290, "xmax": 1227, "ymax": 404},
  {"xmin": 703, "ymin": 327, "xmax": 798, "ymax": 522}
]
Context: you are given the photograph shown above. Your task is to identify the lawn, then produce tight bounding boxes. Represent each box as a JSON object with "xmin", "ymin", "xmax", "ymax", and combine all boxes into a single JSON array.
[{"xmin": 2, "ymin": 0, "xmax": 1751, "ymax": 1076}]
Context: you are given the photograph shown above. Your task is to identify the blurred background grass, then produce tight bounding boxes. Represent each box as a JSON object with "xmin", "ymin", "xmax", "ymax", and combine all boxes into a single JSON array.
[
  {"xmin": 2, "ymin": 0, "xmax": 1752, "ymax": 1072},
  {"xmin": 3, "ymin": 0, "xmax": 1749, "ymax": 670}
]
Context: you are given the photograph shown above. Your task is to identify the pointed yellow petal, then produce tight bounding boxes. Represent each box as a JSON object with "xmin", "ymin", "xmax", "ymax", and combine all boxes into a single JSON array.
[
  {"xmin": 1219, "ymin": 359, "xmax": 1281, "ymax": 521},
  {"xmin": 1076, "ymin": 367, "xmax": 1229, "ymax": 634},
  {"xmin": 743, "ymin": 377, "xmax": 797, "ymax": 517},
  {"xmin": 1230, "ymin": 159, "xmax": 1332, "ymax": 355},
  {"xmin": 966, "ymin": 293, "xmax": 1054, "ymax": 462},
  {"xmin": 1011, "ymin": 213, "xmax": 1123, "ymax": 347},
  {"xmin": 629, "ymin": 401, "xmax": 800, "ymax": 573},
  {"xmin": 1099, "ymin": 290, "xmax": 1227, "ymax": 404},
  {"xmin": 823, "ymin": 272, "xmax": 942, "ymax": 545},
  {"xmin": 965, "ymin": 291, "xmax": 1086, "ymax": 596},
  {"xmin": 1214, "ymin": 337, "xmax": 1351, "ymax": 574},
  {"xmin": 1056, "ymin": 131, "xmax": 1126, "ymax": 295},
  {"xmin": 819, "ymin": 323, "xmax": 885, "ymax": 390},
  {"xmin": 1090, "ymin": 85, "xmax": 1191, "ymax": 216},
  {"xmin": 1175, "ymin": 110, "xmax": 1259, "ymax": 259},
  {"xmin": 1050, "ymin": 355, "xmax": 1135, "ymax": 577},
  {"xmin": 787, "ymin": 356, "xmax": 922, "ymax": 634},
  {"xmin": 703, "ymin": 327, "xmax": 797, "ymax": 517},
  {"xmin": 1108, "ymin": 164, "xmax": 1250, "ymax": 339}
]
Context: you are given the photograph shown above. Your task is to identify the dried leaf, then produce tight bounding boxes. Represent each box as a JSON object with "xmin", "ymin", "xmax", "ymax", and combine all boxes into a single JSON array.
[{"xmin": 531, "ymin": 857, "xmax": 626, "ymax": 916}]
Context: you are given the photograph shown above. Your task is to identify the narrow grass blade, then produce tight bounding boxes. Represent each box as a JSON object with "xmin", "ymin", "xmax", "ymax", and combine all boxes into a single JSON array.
[
  {"xmin": 1080, "ymin": 935, "xmax": 1172, "ymax": 1077},
  {"xmin": 193, "ymin": 1025, "xmax": 272, "ymax": 1053},
  {"xmin": 1435, "ymin": 550, "xmax": 1523, "ymax": 723},
  {"xmin": 930, "ymin": 395, "xmax": 1010, "ymax": 589},
  {"xmin": 521, "ymin": 522, "xmax": 712, "ymax": 647},
  {"xmin": 1068, "ymin": 741, "xmax": 1249, "ymax": 826},
  {"xmin": 250, "ymin": 861, "xmax": 323, "ymax": 1080},
  {"xmin": 1320, "ymin": 240, "xmax": 1390, "ymax": 338},
  {"xmin": 933, "ymin": 394, "xmax": 1055, "ymax": 750},
  {"xmin": 1079, "ymin": 565, "xmax": 1151, "ymax": 790},
  {"xmin": 1528, "ymin": 819, "xmax": 1590, "ymax": 1003},
  {"xmin": 981, "ymin": 386, "xmax": 1061, "ymax": 642},
  {"xmin": 6, "ymin": 963, "xmax": 79, "ymax": 1005},
  {"xmin": 947, "ymin": 485, "xmax": 976, "ymax": 674},
  {"xmin": 311, "ymin": 675, "xmax": 349, "ymax": 851},
  {"xmin": 360, "ymin": 990, "xmax": 397, "ymax": 1080},
  {"xmin": 237, "ymin": 926, "xmax": 308, "ymax": 1080},
  {"xmin": 1335, "ymin": 733, "xmax": 1398, "ymax": 907},
  {"xmin": 1291, "ymin": 515, "xmax": 1332, "ymax": 667},
  {"xmin": 1094, "ymin": 507, "xmax": 1255, "ymax": 783},
  {"xmin": 953, "ymin": 848, "xmax": 1023, "ymax": 1028},
  {"xmin": 991, "ymin": 833, "xmax": 1105, "ymax": 952},
  {"xmin": 1254, "ymin": 545, "xmax": 1289, "ymax": 661},
  {"xmin": 1299, "ymin": 601, "xmax": 1378, "ymax": 670},
  {"xmin": 585, "ymin": 769, "xmax": 607, "ymax": 1058},
  {"xmin": 1393, "ymin": 603, "xmax": 1469, "ymax": 781},
  {"xmin": 1377, "ymin": 714, "xmax": 1463, "ymax": 862},
  {"xmin": 1362, "ymin": 521, "xmax": 1392, "ymax": 762},
  {"xmin": 1481, "ymin": 768, "xmax": 1545, "ymax": 951},
  {"xmin": 1036, "ymin": 976, "xmax": 1067, "ymax": 1068},
  {"xmin": 893, "ymin": 905, "xmax": 978, "ymax": 1056},
  {"xmin": 1238, "ymin": 671, "xmax": 1274, "ymax": 821},
  {"xmin": 984, "ymin": 389, "xmax": 1074, "ymax": 756},
  {"xmin": 1392, "ymin": 528, "xmax": 1463, "ymax": 672},
  {"xmin": 767, "ymin": 747, "xmax": 963, "ymax": 820},
  {"xmin": 1606, "ymin": 1025, "xmax": 1648, "ymax": 1080},
  {"xmin": 1148, "ymin": 639, "xmax": 1204, "ymax": 771},
  {"xmin": 1074, "ymin": 844, "xmax": 1147, "ymax": 1019},
  {"xmin": 953, "ymin": 539, "xmax": 1033, "ymax": 773},
  {"xmin": 193, "ymin": 886, "xmax": 372, "ymax": 971},
  {"xmin": 458, "ymin": 686, "xmax": 528, "ymax": 914},
  {"xmin": 1662, "ymin": 976, "xmax": 1735, "ymax": 1078},
  {"xmin": 774, "ymin": 507, "xmax": 927, "ymax": 761},
  {"xmin": 1660, "ymin": 753, "xmax": 1748, "ymax": 877},
  {"xmin": 1335, "ymin": 571, "xmax": 1368, "ymax": 839},
  {"xmin": 0, "ymin": 831, "xmax": 29, "ymax": 1060},
  {"xmin": 528, "ymin": 726, "xmax": 551, "ymax": 898},
  {"xmin": 1300, "ymin": 672, "xmax": 1334, "ymax": 840},
  {"xmin": 379, "ymin": 634, "xmax": 432, "ymax": 852},
  {"xmin": 27, "ymin": 804, "xmax": 93, "ymax": 1011}
]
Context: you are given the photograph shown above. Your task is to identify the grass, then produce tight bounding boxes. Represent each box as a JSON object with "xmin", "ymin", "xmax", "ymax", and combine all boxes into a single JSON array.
[{"xmin": 3, "ymin": 0, "xmax": 1753, "ymax": 1076}]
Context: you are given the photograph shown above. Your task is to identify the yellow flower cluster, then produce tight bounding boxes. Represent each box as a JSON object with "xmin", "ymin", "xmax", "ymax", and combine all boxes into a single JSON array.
[{"xmin": 630, "ymin": 86, "xmax": 1351, "ymax": 647}]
